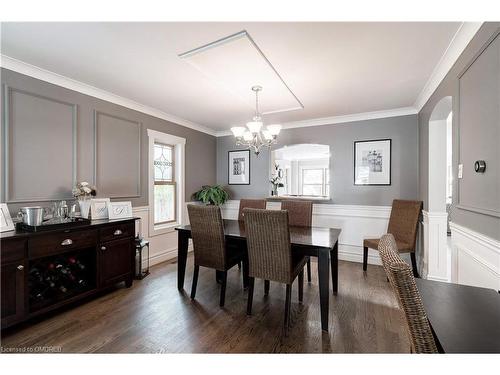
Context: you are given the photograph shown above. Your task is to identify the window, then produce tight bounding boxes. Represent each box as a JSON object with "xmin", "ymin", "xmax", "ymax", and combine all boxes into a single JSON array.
[
  {"xmin": 153, "ymin": 143, "xmax": 175, "ymax": 224},
  {"xmin": 148, "ymin": 129, "xmax": 185, "ymax": 236},
  {"xmin": 301, "ymin": 168, "xmax": 329, "ymax": 197}
]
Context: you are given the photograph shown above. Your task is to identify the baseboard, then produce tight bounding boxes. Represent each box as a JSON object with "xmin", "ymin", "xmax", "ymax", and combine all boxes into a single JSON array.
[
  {"xmin": 426, "ymin": 275, "xmax": 449, "ymax": 282},
  {"xmin": 338, "ymin": 244, "xmax": 382, "ymax": 266},
  {"xmin": 150, "ymin": 243, "xmax": 193, "ymax": 267}
]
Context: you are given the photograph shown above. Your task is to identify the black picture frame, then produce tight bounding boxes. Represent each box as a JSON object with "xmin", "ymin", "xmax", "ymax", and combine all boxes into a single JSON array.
[
  {"xmin": 228, "ymin": 150, "xmax": 251, "ymax": 185},
  {"xmin": 354, "ymin": 138, "xmax": 392, "ymax": 186}
]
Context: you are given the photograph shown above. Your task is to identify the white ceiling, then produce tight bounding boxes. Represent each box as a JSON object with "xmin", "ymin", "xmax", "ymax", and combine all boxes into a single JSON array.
[{"xmin": 1, "ymin": 22, "xmax": 462, "ymax": 132}]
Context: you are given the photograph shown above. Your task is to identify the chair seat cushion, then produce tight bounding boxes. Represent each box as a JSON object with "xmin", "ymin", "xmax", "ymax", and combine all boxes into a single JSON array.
[{"xmin": 363, "ymin": 237, "xmax": 413, "ymax": 253}]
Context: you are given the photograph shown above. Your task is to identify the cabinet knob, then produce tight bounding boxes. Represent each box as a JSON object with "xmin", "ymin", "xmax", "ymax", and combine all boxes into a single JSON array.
[
  {"xmin": 61, "ymin": 238, "xmax": 73, "ymax": 246},
  {"xmin": 101, "ymin": 246, "xmax": 107, "ymax": 251},
  {"xmin": 113, "ymin": 229, "xmax": 123, "ymax": 236},
  {"xmin": 17, "ymin": 265, "xmax": 24, "ymax": 271}
]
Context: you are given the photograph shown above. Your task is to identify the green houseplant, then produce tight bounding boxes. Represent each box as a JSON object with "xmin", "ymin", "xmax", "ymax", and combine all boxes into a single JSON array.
[{"xmin": 192, "ymin": 185, "xmax": 229, "ymax": 206}]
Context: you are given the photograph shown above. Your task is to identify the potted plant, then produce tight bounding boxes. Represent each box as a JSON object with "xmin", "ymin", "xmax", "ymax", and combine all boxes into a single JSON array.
[
  {"xmin": 192, "ymin": 185, "xmax": 229, "ymax": 206},
  {"xmin": 72, "ymin": 181, "xmax": 96, "ymax": 218}
]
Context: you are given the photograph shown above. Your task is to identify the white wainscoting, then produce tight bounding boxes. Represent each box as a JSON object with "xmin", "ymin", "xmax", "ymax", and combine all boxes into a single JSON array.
[
  {"xmin": 220, "ymin": 200, "xmax": 391, "ymax": 266},
  {"xmin": 422, "ymin": 210, "xmax": 449, "ymax": 282},
  {"xmin": 450, "ymin": 222, "xmax": 500, "ymax": 291},
  {"xmin": 132, "ymin": 206, "xmax": 192, "ymax": 266}
]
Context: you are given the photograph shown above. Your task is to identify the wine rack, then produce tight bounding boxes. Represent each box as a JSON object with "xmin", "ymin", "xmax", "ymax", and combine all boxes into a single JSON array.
[{"xmin": 28, "ymin": 248, "xmax": 97, "ymax": 312}]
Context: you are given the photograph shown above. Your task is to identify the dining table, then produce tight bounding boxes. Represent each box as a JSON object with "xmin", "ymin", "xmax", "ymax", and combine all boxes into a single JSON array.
[
  {"xmin": 175, "ymin": 219, "xmax": 341, "ymax": 331},
  {"xmin": 415, "ymin": 278, "xmax": 500, "ymax": 353}
]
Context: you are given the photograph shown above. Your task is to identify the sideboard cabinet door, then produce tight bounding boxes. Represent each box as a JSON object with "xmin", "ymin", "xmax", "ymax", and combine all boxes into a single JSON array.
[
  {"xmin": 99, "ymin": 238, "xmax": 134, "ymax": 288},
  {"xmin": 1, "ymin": 260, "xmax": 27, "ymax": 328}
]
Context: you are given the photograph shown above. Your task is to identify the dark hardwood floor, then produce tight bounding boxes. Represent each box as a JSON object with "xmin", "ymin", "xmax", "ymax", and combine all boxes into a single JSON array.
[{"xmin": 1, "ymin": 256, "xmax": 410, "ymax": 353}]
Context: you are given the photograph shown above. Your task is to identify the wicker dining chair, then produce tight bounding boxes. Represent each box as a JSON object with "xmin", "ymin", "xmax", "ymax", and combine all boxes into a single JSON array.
[
  {"xmin": 187, "ymin": 204, "xmax": 246, "ymax": 307},
  {"xmin": 378, "ymin": 234, "xmax": 406, "ymax": 295},
  {"xmin": 363, "ymin": 199, "xmax": 423, "ymax": 277},
  {"xmin": 378, "ymin": 234, "xmax": 438, "ymax": 353},
  {"xmin": 390, "ymin": 262, "xmax": 439, "ymax": 353},
  {"xmin": 281, "ymin": 200, "xmax": 313, "ymax": 283},
  {"xmin": 238, "ymin": 199, "xmax": 267, "ymax": 221},
  {"xmin": 243, "ymin": 208, "xmax": 308, "ymax": 331}
]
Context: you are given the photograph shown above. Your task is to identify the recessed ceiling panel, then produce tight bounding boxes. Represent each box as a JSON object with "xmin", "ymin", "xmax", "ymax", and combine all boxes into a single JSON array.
[{"xmin": 179, "ymin": 30, "xmax": 303, "ymax": 115}]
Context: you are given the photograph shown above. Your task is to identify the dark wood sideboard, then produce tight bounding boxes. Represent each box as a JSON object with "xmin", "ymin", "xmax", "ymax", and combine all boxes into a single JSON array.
[{"xmin": 1, "ymin": 218, "xmax": 138, "ymax": 329}]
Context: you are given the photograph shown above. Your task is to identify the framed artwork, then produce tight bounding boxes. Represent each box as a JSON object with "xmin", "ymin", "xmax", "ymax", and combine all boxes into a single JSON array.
[
  {"xmin": 107, "ymin": 201, "xmax": 133, "ymax": 220},
  {"xmin": 354, "ymin": 139, "xmax": 391, "ymax": 186},
  {"xmin": 0, "ymin": 203, "xmax": 15, "ymax": 232},
  {"xmin": 228, "ymin": 150, "xmax": 251, "ymax": 185},
  {"xmin": 90, "ymin": 198, "xmax": 111, "ymax": 220}
]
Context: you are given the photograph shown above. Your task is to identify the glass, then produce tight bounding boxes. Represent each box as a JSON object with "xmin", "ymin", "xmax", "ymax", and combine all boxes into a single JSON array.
[
  {"xmin": 303, "ymin": 185, "xmax": 323, "ymax": 196},
  {"xmin": 303, "ymin": 169, "xmax": 324, "ymax": 184},
  {"xmin": 154, "ymin": 143, "xmax": 173, "ymax": 181},
  {"xmin": 154, "ymin": 184, "xmax": 175, "ymax": 224}
]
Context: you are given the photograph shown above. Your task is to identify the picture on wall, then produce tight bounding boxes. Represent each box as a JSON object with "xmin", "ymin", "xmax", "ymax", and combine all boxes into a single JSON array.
[
  {"xmin": 354, "ymin": 139, "xmax": 391, "ymax": 185},
  {"xmin": 228, "ymin": 150, "xmax": 251, "ymax": 185}
]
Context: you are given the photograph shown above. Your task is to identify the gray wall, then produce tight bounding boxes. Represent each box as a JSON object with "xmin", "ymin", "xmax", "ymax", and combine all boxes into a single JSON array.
[
  {"xmin": 418, "ymin": 23, "xmax": 500, "ymax": 240},
  {"xmin": 1, "ymin": 68, "xmax": 217, "ymax": 215},
  {"xmin": 217, "ymin": 114, "xmax": 419, "ymax": 206}
]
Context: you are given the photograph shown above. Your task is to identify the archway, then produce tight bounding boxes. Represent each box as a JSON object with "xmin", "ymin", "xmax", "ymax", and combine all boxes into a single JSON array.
[{"xmin": 424, "ymin": 96, "xmax": 452, "ymax": 281}]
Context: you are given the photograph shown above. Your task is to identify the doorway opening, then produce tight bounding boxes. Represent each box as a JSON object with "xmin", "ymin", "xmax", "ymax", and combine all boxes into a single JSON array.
[{"xmin": 426, "ymin": 96, "xmax": 452, "ymax": 281}]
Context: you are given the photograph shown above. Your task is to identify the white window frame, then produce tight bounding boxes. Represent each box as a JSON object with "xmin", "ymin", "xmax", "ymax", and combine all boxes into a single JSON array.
[{"xmin": 147, "ymin": 129, "xmax": 185, "ymax": 237}]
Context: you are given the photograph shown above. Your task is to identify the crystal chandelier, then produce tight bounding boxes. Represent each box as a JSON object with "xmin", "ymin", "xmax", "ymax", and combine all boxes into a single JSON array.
[{"xmin": 231, "ymin": 86, "xmax": 282, "ymax": 155}]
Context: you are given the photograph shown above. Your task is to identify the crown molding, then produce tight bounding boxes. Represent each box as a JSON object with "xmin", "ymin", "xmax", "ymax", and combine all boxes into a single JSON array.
[
  {"xmin": 413, "ymin": 22, "xmax": 483, "ymax": 111},
  {"xmin": 215, "ymin": 106, "xmax": 417, "ymax": 137},
  {"xmin": 0, "ymin": 54, "xmax": 217, "ymax": 137}
]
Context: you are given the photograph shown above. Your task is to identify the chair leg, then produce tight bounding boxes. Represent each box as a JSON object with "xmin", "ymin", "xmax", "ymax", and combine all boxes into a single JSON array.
[
  {"xmin": 284, "ymin": 284, "xmax": 292, "ymax": 331},
  {"xmin": 410, "ymin": 252, "xmax": 419, "ymax": 278},
  {"xmin": 237, "ymin": 261, "xmax": 242, "ymax": 270},
  {"xmin": 219, "ymin": 271, "xmax": 227, "ymax": 307},
  {"xmin": 363, "ymin": 246, "xmax": 368, "ymax": 271},
  {"xmin": 264, "ymin": 280, "xmax": 270, "ymax": 295},
  {"xmin": 298, "ymin": 269, "xmax": 304, "ymax": 303},
  {"xmin": 306, "ymin": 258, "xmax": 312, "ymax": 282},
  {"xmin": 247, "ymin": 277, "xmax": 255, "ymax": 315},
  {"xmin": 190, "ymin": 265, "xmax": 199, "ymax": 299},
  {"xmin": 242, "ymin": 258, "xmax": 249, "ymax": 289}
]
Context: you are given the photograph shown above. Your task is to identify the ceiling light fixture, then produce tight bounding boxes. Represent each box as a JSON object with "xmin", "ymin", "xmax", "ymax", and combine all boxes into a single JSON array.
[{"xmin": 231, "ymin": 86, "xmax": 281, "ymax": 155}]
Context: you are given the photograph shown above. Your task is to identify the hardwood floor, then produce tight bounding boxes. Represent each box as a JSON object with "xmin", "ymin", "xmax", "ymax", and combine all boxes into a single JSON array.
[{"xmin": 1, "ymin": 256, "xmax": 410, "ymax": 353}]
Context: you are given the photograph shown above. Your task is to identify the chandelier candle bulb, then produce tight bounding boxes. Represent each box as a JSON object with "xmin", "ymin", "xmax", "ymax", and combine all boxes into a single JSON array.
[
  {"xmin": 231, "ymin": 126, "xmax": 247, "ymax": 138},
  {"xmin": 266, "ymin": 124, "xmax": 282, "ymax": 136},
  {"xmin": 262, "ymin": 129, "xmax": 273, "ymax": 141},
  {"xmin": 247, "ymin": 121, "xmax": 263, "ymax": 134},
  {"xmin": 243, "ymin": 131, "xmax": 254, "ymax": 141}
]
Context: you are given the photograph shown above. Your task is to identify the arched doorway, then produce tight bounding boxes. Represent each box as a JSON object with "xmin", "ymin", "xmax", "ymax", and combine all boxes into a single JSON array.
[{"xmin": 424, "ymin": 96, "xmax": 452, "ymax": 281}]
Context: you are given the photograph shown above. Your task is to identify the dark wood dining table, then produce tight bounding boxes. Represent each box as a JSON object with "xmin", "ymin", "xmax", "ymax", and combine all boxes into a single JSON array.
[
  {"xmin": 415, "ymin": 278, "xmax": 500, "ymax": 353},
  {"xmin": 175, "ymin": 219, "xmax": 341, "ymax": 331}
]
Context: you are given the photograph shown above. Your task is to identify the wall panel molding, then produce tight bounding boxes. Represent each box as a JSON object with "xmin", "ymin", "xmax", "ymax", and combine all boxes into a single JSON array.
[
  {"xmin": 93, "ymin": 110, "xmax": 141, "ymax": 198},
  {"xmin": 2, "ymin": 85, "xmax": 77, "ymax": 203},
  {"xmin": 450, "ymin": 222, "xmax": 500, "ymax": 290},
  {"xmin": 455, "ymin": 32, "xmax": 500, "ymax": 218}
]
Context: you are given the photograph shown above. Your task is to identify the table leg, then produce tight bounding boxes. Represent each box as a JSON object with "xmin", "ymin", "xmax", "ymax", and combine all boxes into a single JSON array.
[
  {"xmin": 331, "ymin": 241, "xmax": 338, "ymax": 295},
  {"xmin": 318, "ymin": 249, "xmax": 330, "ymax": 331},
  {"xmin": 177, "ymin": 231, "xmax": 189, "ymax": 290}
]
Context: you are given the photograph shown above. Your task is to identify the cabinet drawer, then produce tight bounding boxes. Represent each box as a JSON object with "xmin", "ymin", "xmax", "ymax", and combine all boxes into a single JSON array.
[
  {"xmin": 29, "ymin": 230, "xmax": 98, "ymax": 259},
  {"xmin": 100, "ymin": 223, "xmax": 134, "ymax": 242},
  {"xmin": 1, "ymin": 238, "xmax": 27, "ymax": 264}
]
